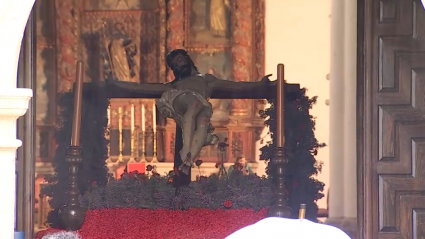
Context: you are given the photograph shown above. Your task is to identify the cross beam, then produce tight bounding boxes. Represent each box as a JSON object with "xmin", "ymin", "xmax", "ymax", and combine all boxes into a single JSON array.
[{"xmin": 82, "ymin": 81, "xmax": 300, "ymax": 99}]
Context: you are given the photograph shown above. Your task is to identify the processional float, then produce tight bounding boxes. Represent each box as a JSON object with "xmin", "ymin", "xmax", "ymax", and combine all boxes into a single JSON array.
[{"xmin": 59, "ymin": 61, "xmax": 296, "ymax": 230}]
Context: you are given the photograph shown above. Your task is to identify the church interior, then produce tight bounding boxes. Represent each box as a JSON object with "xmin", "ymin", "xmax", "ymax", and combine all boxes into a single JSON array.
[
  {"xmin": 1, "ymin": 0, "xmax": 423, "ymax": 238},
  {"xmin": 26, "ymin": 0, "xmax": 335, "ymax": 236}
]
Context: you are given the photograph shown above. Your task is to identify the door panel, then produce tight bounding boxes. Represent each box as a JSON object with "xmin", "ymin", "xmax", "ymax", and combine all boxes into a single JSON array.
[{"xmin": 359, "ymin": 0, "xmax": 425, "ymax": 238}]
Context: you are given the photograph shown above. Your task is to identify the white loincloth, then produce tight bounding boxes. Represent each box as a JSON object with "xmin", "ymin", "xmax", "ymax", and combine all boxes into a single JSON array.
[{"xmin": 156, "ymin": 89, "xmax": 214, "ymax": 133}]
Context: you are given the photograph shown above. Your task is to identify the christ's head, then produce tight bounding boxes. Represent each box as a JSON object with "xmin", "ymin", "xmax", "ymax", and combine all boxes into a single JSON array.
[{"xmin": 166, "ymin": 49, "xmax": 198, "ymax": 79}]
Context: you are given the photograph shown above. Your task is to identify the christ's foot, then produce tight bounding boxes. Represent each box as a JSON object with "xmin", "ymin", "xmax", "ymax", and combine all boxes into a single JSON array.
[
  {"xmin": 178, "ymin": 152, "xmax": 192, "ymax": 175},
  {"xmin": 179, "ymin": 164, "xmax": 191, "ymax": 175},
  {"xmin": 204, "ymin": 133, "xmax": 219, "ymax": 146}
]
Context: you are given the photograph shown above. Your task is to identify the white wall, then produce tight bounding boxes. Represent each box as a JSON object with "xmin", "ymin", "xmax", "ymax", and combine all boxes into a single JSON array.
[{"xmin": 262, "ymin": 0, "xmax": 331, "ymax": 209}]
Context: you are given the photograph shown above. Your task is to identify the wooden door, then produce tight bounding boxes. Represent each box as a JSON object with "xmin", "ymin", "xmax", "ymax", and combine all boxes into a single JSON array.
[{"xmin": 359, "ymin": 0, "xmax": 425, "ymax": 238}]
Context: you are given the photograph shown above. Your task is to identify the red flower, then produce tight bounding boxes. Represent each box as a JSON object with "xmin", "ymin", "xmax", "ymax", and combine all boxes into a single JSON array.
[
  {"xmin": 146, "ymin": 165, "xmax": 153, "ymax": 172},
  {"xmin": 90, "ymin": 181, "xmax": 97, "ymax": 187},
  {"xmin": 168, "ymin": 177, "xmax": 173, "ymax": 183},
  {"xmin": 215, "ymin": 162, "xmax": 222, "ymax": 168},
  {"xmin": 223, "ymin": 200, "xmax": 233, "ymax": 208},
  {"xmin": 195, "ymin": 159, "xmax": 203, "ymax": 167}
]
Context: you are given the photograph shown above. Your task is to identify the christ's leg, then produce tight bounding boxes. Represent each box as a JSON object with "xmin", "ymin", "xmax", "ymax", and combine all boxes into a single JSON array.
[
  {"xmin": 179, "ymin": 99, "xmax": 203, "ymax": 168},
  {"xmin": 187, "ymin": 108, "xmax": 212, "ymax": 163}
]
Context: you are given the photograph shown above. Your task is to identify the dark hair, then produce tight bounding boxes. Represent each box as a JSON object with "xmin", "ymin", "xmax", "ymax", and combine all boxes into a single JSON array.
[
  {"xmin": 235, "ymin": 155, "xmax": 246, "ymax": 164},
  {"xmin": 166, "ymin": 49, "xmax": 198, "ymax": 72}
]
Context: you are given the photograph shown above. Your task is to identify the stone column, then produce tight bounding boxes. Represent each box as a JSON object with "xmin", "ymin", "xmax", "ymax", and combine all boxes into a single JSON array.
[
  {"xmin": 342, "ymin": 0, "xmax": 357, "ymax": 220},
  {"xmin": 0, "ymin": 0, "xmax": 35, "ymax": 238},
  {"xmin": 327, "ymin": 0, "xmax": 357, "ymax": 237},
  {"xmin": 328, "ymin": 0, "xmax": 345, "ymax": 219},
  {"xmin": 230, "ymin": 0, "xmax": 253, "ymax": 118},
  {"xmin": 0, "ymin": 91, "xmax": 32, "ymax": 238}
]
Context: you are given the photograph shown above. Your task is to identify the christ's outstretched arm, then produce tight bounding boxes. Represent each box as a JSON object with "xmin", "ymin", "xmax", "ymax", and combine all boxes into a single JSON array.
[
  {"xmin": 105, "ymin": 79, "xmax": 173, "ymax": 98},
  {"xmin": 206, "ymin": 74, "xmax": 275, "ymax": 99}
]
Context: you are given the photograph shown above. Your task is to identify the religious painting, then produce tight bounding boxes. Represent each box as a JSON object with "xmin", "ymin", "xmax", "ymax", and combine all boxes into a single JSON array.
[
  {"xmin": 80, "ymin": 12, "xmax": 142, "ymax": 83},
  {"xmin": 84, "ymin": 0, "xmax": 159, "ymax": 11},
  {"xmin": 189, "ymin": 51, "xmax": 233, "ymax": 122},
  {"xmin": 35, "ymin": 0, "xmax": 57, "ymax": 162},
  {"xmin": 185, "ymin": 0, "xmax": 231, "ymax": 48}
]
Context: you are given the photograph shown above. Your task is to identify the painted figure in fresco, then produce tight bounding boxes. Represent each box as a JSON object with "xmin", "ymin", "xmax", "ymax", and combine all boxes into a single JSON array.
[
  {"xmin": 108, "ymin": 22, "xmax": 139, "ymax": 82},
  {"xmin": 86, "ymin": 0, "xmax": 139, "ymax": 10},
  {"xmin": 107, "ymin": 49, "xmax": 271, "ymax": 174},
  {"xmin": 209, "ymin": 0, "xmax": 230, "ymax": 37}
]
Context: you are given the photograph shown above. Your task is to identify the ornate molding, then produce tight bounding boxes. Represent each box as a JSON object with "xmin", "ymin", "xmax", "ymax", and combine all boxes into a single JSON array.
[
  {"xmin": 55, "ymin": 0, "xmax": 78, "ymax": 92},
  {"xmin": 166, "ymin": 0, "xmax": 185, "ymax": 82},
  {"xmin": 0, "ymin": 88, "xmax": 32, "ymax": 150},
  {"xmin": 230, "ymin": 0, "xmax": 253, "ymax": 117}
]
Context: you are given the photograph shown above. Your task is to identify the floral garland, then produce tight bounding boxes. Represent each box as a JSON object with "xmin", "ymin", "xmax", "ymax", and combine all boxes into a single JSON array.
[{"xmin": 259, "ymin": 87, "xmax": 326, "ymax": 221}]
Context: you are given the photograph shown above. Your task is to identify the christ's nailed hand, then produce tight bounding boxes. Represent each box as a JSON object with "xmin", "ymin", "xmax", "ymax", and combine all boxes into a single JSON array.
[{"xmin": 261, "ymin": 74, "xmax": 273, "ymax": 84}]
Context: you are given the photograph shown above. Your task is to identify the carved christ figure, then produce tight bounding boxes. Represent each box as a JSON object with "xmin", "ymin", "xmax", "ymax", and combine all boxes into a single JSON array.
[{"xmin": 107, "ymin": 49, "xmax": 271, "ymax": 174}]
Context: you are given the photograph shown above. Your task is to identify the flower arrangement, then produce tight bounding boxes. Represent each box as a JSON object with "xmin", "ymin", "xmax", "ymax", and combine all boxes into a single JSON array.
[
  {"xmin": 80, "ymin": 167, "xmax": 274, "ymax": 211},
  {"xmin": 36, "ymin": 208, "xmax": 267, "ymax": 239},
  {"xmin": 36, "ymin": 169, "xmax": 272, "ymax": 239}
]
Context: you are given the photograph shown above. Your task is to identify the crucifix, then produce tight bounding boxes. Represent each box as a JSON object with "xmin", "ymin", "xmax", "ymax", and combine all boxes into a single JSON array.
[
  {"xmin": 66, "ymin": 49, "xmax": 298, "ymax": 230},
  {"xmin": 103, "ymin": 49, "xmax": 298, "ymax": 177}
]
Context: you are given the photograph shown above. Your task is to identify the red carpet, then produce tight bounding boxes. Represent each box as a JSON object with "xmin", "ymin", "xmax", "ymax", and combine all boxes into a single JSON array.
[{"xmin": 36, "ymin": 208, "xmax": 267, "ymax": 239}]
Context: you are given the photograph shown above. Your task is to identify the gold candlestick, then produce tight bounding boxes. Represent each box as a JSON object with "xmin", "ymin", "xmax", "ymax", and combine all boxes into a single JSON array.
[
  {"xmin": 152, "ymin": 131, "xmax": 158, "ymax": 162},
  {"xmin": 140, "ymin": 130, "xmax": 146, "ymax": 162},
  {"xmin": 118, "ymin": 107, "xmax": 123, "ymax": 162},
  {"xmin": 298, "ymin": 204, "xmax": 306, "ymax": 219},
  {"xmin": 106, "ymin": 105, "xmax": 111, "ymax": 163},
  {"xmin": 130, "ymin": 103, "xmax": 135, "ymax": 162}
]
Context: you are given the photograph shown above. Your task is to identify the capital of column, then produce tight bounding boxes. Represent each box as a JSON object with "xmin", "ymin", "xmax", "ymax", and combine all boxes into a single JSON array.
[
  {"xmin": 0, "ymin": 88, "xmax": 32, "ymax": 150},
  {"xmin": 0, "ymin": 88, "xmax": 33, "ymax": 117}
]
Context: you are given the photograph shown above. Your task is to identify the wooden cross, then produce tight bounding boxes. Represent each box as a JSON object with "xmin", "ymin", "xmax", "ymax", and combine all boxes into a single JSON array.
[
  {"xmin": 83, "ymin": 78, "xmax": 299, "ymax": 183},
  {"xmin": 62, "ymin": 65, "xmax": 298, "ymax": 230}
]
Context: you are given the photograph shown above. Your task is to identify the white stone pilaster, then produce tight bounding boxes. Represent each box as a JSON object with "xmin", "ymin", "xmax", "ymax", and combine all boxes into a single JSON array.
[
  {"xmin": 342, "ymin": 0, "xmax": 357, "ymax": 219},
  {"xmin": 327, "ymin": 0, "xmax": 357, "ymax": 236},
  {"xmin": 329, "ymin": 0, "xmax": 346, "ymax": 219},
  {"xmin": 0, "ymin": 90, "xmax": 32, "ymax": 239},
  {"xmin": 0, "ymin": 1, "xmax": 36, "ymax": 238}
]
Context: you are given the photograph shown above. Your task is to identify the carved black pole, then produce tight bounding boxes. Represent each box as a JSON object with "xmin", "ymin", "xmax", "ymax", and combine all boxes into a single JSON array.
[
  {"xmin": 59, "ymin": 61, "xmax": 86, "ymax": 230},
  {"xmin": 268, "ymin": 64, "xmax": 292, "ymax": 218}
]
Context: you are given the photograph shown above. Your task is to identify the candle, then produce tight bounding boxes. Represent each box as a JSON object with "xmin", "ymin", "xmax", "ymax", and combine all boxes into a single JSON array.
[
  {"xmin": 276, "ymin": 64, "xmax": 285, "ymax": 147},
  {"xmin": 131, "ymin": 104, "xmax": 135, "ymax": 131},
  {"xmin": 141, "ymin": 104, "xmax": 145, "ymax": 132},
  {"xmin": 71, "ymin": 61, "xmax": 84, "ymax": 146},
  {"xmin": 107, "ymin": 106, "xmax": 111, "ymax": 126},
  {"xmin": 152, "ymin": 103, "xmax": 156, "ymax": 133},
  {"xmin": 299, "ymin": 204, "xmax": 306, "ymax": 219}
]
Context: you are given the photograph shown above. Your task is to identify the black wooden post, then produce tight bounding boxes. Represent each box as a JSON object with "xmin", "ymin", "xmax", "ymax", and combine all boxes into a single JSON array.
[{"xmin": 173, "ymin": 125, "xmax": 191, "ymax": 187}]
